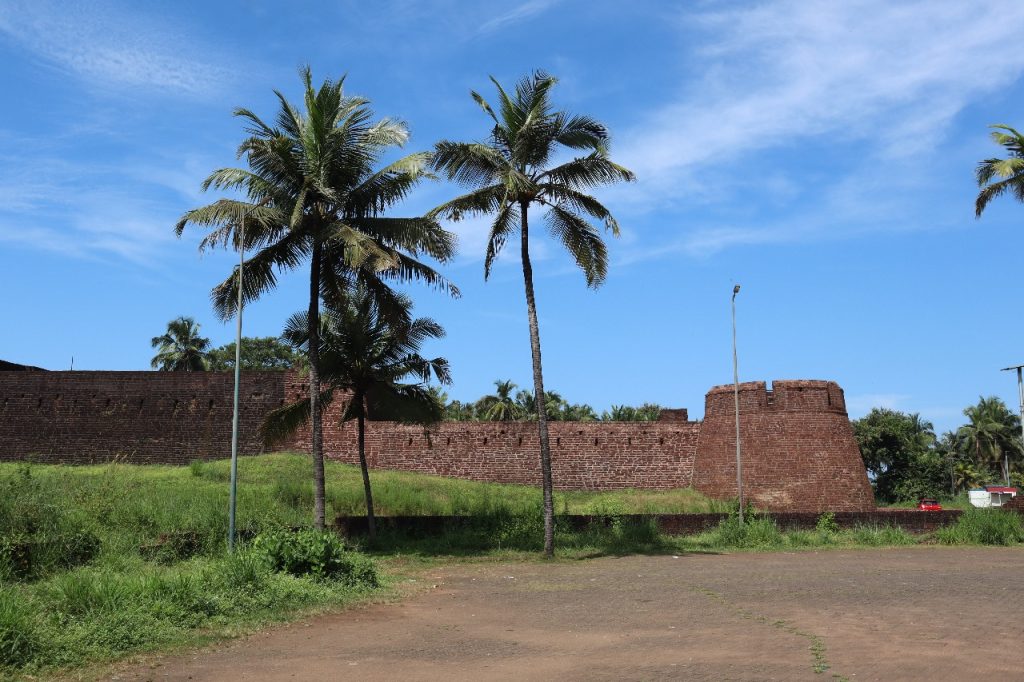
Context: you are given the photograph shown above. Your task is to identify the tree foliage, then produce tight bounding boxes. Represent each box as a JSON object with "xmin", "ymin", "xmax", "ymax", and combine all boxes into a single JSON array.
[
  {"xmin": 207, "ymin": 336, "xmax": 303, "ymax": 371},
  {"xmin": 854, "ymin": 398, "xmax": 1024, "ymax": 503},
  {"xmin": 430, "ymin": 72, "xmax": 633, "ymax": 557},
  {"xmin": 150, "ymin": 317, "xmax": 211, "ymax": 372},
  {"xmin": 260, "ymin": 287, "xmax": 449, "ymax": 539},
  {"xmin": 436, "ymin": 381, "xmax": 658, "ymax": 422},
  {"xmin": 975, "ymin": 124, "xmax": 1024, "ymax": 217},
  {"xmin": 853, "ymin": 408, "xmax": 942, "ymax": 502},
  {"xmin": 957, "ymin": 396, "xmax": 1022, "ymax": 483},
  {"xmin": 176, "ymin": 67, "xmax": 457, "ymax": 529}
]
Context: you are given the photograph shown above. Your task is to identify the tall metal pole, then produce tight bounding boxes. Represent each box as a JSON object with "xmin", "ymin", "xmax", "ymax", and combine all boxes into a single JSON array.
[
  {"xmin": 228, "ymin": 213, "xmax": 245, "ymax": 552},
  {"xmin": 1018, "ymin": 366, "xmax": 1023, "ymax": 486},
  {"xmin": 1000, "ymin": 364, "xmax": 1024, "ymax": 489},
  {"xmin": 732, "ymin": 284, "xmax": 743, "ymax": 523}
]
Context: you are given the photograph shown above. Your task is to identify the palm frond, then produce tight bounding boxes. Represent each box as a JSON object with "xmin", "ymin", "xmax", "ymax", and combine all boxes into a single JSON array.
[
  {"xmin": 541, "ymin": 153, "xmax": 636, "ymax": 189},
  {"xmin": 428, "ymin": 184, "xmax": 507, "ymax": 221},
  {"xmin": 545, "ymin": 205, "xmax": 608, "ymax": 288},
  {"xmin": 348, "ymin": 216, "xmax": 457, "ymax": 263},
  {"xmin": 484, "ymin": 201, "xmax": 519, "ymax": 280},
  {"xmin": 539, "ymin": 185, "xmax": 620, "ymax": 235},
  {"xmin": 211, "ymin": 230, "xmax": 311, "ymax": 320},
  {"xmin": 431, "ymin": 142, "xmax": 506, "ymax": 186}
]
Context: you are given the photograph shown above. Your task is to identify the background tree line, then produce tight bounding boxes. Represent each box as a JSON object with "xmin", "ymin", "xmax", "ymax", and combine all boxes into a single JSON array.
[
  {"xmin": 433, "ymin": 379, "xmax": 663, "ymax": 422},
  {"xmin": 150, "ymin": 316, "xmax": 303, "ymax": 371},
  {"xmin": 853, "ymin": 397, "xmax": 1023, "ymax": 503}
]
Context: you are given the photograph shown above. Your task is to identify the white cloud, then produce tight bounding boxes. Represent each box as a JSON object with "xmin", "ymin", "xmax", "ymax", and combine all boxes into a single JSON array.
[
  {"xmin": 0, "ymin": 0, "xmax": 232, "ymax": 96},
  {"xmin": 476, "ymin": 0, "xmax": 560, "ymax": 36},
  {"xmin": 611, "ymin": 0, "xmax": 1024, "ymax": 254},
  {"xmin": 623, "ymin": 1, "xmax": 1024, "ymax": 180}
]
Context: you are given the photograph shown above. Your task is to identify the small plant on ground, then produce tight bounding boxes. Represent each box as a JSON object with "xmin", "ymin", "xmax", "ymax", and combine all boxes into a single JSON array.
[
  {"xmin": 815, "ymin": 512, "xmax": 840, "ymax": 535},
  {"xmin": 252, "ymin": 529, "xmax": 379, "ymax": 586}
]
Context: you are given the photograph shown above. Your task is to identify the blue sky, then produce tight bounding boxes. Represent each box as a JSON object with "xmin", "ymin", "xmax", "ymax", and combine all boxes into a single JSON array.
[{"xmin": 1, "ymin": 0, "xmax": 1023, "ymax": 433}]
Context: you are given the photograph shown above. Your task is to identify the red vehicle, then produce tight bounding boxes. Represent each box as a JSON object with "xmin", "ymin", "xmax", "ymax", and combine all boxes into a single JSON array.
[{"xmin": 917, "ymin": 498, "xmax": 942, "ymax": 511}]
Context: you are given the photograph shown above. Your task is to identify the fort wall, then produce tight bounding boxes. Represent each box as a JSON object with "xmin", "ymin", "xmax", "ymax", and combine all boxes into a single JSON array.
[{"xmin": 0, "ymin": 371, "xmax": 874, "ymax": 511}]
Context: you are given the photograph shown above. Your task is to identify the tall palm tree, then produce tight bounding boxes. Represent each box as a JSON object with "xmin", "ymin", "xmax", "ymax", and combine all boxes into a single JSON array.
[
  {"xmin": 150, "ymin": 317, "xmax": 211, "ymax": 371},
  {"xmin": 176, "ymin": 68, "xmax": 458, "ymax": 528},
  {"xmin": 478, "ymin": 379, "xmax": 522, "ymax": 421},
  {"xmin": 430, "ymin": 71, "xmax": 635, "ymax": 556},
  {"xmin": 261, "ymin": 287, "xmax": 450, "ymax": 540},
  {"xmin": 958, "ymin": 396, "xmax": 1022, "ymax": 483},
  {"xmin": 976, "ymin": 124, "xmax": 1024, "ymax": 217}
]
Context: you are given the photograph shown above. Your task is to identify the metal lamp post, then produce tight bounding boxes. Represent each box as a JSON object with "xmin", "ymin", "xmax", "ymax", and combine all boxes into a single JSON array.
[
  {"xmin": 1000, "ymin": 364, "xmax": 1024, "ymax": 488},
  {"xmin": 228, "ymin": 206, "xmax": 253, "ymax": 552},
  {"xmin": 732, "ymin": 284, "xmax": 743, "ymax": 523}
]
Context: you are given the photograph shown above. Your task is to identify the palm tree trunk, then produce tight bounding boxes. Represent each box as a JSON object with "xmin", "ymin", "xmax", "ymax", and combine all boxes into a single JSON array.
[
  {"xmin": 308, "ymin": 240, "xmax": 326, "ymax": 530},
  {"xmin": 357, "ymin": 395, "xmax": 377, "ymax": 541},
  {"xmin": 519, "ymin": 204, "xmax": 555, "ymax": 558}
]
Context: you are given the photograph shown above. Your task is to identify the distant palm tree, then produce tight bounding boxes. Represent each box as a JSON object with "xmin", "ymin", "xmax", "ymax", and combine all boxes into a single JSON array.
[
  {"xmin": 430, "ymin": 71, "xmax": 634, "ymax": 556},
  {"xmin": 975, "ymin": 124, "xmax": 1024, "ymax": 217},
  {"xmin": 150, "ymin": 317, "xmax": 211, "ymax": 371},
  {"xmin": 957, "ymin": 396, "xmax": 1022, "ymax": 483},
  {"xmin": 176, "ymin": 67, "xmax": 457, "ymax": 528},
  {"xmin": 479, "ymin": 379, "xmax": 522, "ymax": 421},
  {"xmin": 261, "ymin": 287, "xmax": 449, "ymax": 540},
  {"xmin": 515, "ymin": 389, "xmax": 567, "ymax": 421}
]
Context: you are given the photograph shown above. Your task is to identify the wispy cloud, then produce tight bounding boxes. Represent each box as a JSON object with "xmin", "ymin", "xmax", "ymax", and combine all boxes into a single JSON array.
[
  {"xmin": 0, "ymin": 0, "xmax": 233, "ymax": 96},
  {"xmin": 611, "ymin": 0, "xmax": 1024, "ymax": 257},
  {"xmin": 621, "ymin": 1, "xmax": 1024, "ymax": 185},
  {"xmin": 476, "ymin": 0, "xmax": 559, "ymax": 35},
  {"xmin": 0, "ymin": 137, "xmax": 217, "ymax": 263}
]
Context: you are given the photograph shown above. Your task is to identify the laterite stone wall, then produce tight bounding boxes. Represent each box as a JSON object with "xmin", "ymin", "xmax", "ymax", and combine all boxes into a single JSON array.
[
  {"xmin": 283, "ymin": 383, "xmax": 700, "ymax": 490},
  {"xmin": 691, "ymin": 380, "xmax": 875, "ymax": 512},
  {"xmin": 0, "ymin": 370, "xmax": 875, "ymax": 511},
  {"xmin": 0, "ymin": 371, "xmax": 287, "ymax": 464}
]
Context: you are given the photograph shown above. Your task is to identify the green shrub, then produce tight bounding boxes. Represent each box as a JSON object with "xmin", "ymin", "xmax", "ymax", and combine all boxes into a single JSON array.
[
  {"xmin": 815, "ymin": 512, "xmax": 840, "ymax": 535},
  {"xmin": 251, "ymin": 529, "xmax": 379, "ymax": 586},
  {"xmin": 0, "ymin": 529, "xmax": 101, "ymax": 581},
  {"xmin": 217, "ymin": 550, "xmax": 272, "ymax": 590},
  {"xmin": 47, "ymin": 570, "xmax": 133, "ymax": 618},
  {"xmin": 936, "ymin": 509, "xmax": 1024, "ymax": 546},
  {"xmin": 0, "ymin": 588, "xmax": 41, "ymax": 670},
  {"xmin": 708, "ymin": 516, "xmax": 782, "ymax": 548}
]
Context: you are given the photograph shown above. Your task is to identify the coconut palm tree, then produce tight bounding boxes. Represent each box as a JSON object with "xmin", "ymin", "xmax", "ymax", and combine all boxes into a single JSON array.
[
  {"xmin": 478, "ymin": 379, "xmax": 522, "ymax": 421},
  {"xmin": 429, "ymin": 72, "xmax": 634, "ymax": 556},
  {"xmin": 150, "ymin": 317, "xmax": 211, "ymax": 371},
  {"xmin": 261, "ymin": 287, "xmax": 449, "ymax": 540},
  {"xmin": 975, "ymin": 124, "xmax": 1024, "ymax": 217},
  {"xmin": 176, "ymin": 68, "xmax": 458, "ymax": 528},
  {"xmin": 958, "ymin": 396, "xmax": 1022, "ymax": 483}
]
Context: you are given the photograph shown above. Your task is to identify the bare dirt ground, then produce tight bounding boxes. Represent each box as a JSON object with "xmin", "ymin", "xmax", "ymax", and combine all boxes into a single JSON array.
[{"xmin": 112, "ymin": 547, "xmax": 1021, "ymax": 681}]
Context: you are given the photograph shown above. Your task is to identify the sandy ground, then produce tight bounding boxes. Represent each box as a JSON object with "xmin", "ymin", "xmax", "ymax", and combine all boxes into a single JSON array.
[{"xmin": 111, "ymin": 547, "xmax": 1022, "ymax": 681}]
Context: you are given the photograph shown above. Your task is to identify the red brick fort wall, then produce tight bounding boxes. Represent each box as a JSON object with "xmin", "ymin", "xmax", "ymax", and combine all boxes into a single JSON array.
[{"xmin": 0, "ymin": 370, "xmax": 874, "ymax": 510}]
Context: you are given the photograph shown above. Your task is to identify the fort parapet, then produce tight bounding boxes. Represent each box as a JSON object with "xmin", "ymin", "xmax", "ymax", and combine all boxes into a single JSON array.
[{"xmin": 0, "ymin": 371, "xmax": 874, "ymax": 512}]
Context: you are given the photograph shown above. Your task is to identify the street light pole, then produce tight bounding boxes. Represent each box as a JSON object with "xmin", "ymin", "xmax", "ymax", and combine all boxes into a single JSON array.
[
  {"xmin": 732, "ymin": 284, "xmax": 743, "ymax": 523},
  {"xmin": 1000, "ymin": 364, "xmax": 1024, "ymax": 488},
  {"xmin": 228, "ymin": 209, "xmax": 247, "ymax": 552}
]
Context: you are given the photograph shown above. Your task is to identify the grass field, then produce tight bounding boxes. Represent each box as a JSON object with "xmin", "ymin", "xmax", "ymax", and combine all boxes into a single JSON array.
[{"xmin": 2, "ymin": 454, "xmax": 1022, "ymax": 678}]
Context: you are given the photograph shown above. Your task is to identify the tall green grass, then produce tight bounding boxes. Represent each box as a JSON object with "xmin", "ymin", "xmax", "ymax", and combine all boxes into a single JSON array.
[{"xmin": 935, "ymin": 508, "xmax": 1024, "ymax": 545}]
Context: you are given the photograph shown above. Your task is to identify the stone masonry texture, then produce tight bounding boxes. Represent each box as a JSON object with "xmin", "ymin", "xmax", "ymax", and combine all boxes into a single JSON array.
[{"xmin": 0, "ymin": 371, "xmax": 875, "ymax": 511}]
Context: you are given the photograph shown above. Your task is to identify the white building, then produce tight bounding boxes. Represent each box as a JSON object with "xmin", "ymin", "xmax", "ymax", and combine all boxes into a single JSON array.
[{"xmin": 968, "ymin": 486, "xmax": 1018, "ymax": 508}]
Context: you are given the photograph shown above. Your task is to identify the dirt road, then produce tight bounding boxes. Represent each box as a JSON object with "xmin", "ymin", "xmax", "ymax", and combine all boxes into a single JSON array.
[{"xmin": 116, "ymin": 547, "xmax": 1022, "ymax": 681}]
